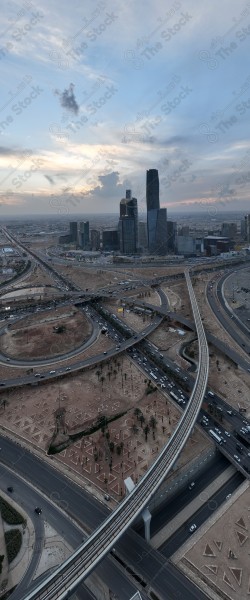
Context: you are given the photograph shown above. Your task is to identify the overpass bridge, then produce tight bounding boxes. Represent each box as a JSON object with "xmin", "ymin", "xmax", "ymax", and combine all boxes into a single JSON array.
[{"xmin": 23, "ymin": 270, "xmax": 209, "ymax": 600}]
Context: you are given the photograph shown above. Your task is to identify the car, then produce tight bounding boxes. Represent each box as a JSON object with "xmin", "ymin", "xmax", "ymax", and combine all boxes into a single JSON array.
[
  {"xmin": 103, "ymin": 351, "xmax": 107, "ymax": 355},
  {"xmin": 34, "ymin": 507, "xmax": 42, "ymax": 514},
  {"xmin": 0, "ymin": 383, "xmax": 5, "ymax": 387},
  {"xmin": 227, "ymin": 410, "xmax": 233, "ymax": 415},
  {"xmin": 6, "ymin": 358, "xmax": 10, "ymax": 362},
  {"xmin": 35, "ymin": 374, "xmax": 41, "ymax": 377},
  {"xmin": 66, "ymin": 367, "xmax": 71, "ymax": 371},
  {"xmin": 188, "ymin": 481, "xmax": 195, "ymax": 490},
  {"xmin": 189, "ymin": 524, "xmax": 197, "ymax": 533},
  {"xmin": 225, "ymin": 431, "xmax": 230, "ymax": 437},
  {"xmin": 226, "ymin": 493, "xmax": 232, "ymax": 500},
  {"xmin": 49, "ymin": 370, "xmax": 56, "ymax": 374},
  {"xmin": 39, "ymin": 375, "xmax": 45, "ymax": 379},
  {"xmin": 104, "ymin": 494, "xmax": 110, "ymax": 501},
  {"xmin": 233, "ymin": 454, "xmax": 241, "ymax": 462},
  {"xmin": 7, "ymin": 486, "xmax": 13, "ymax": 493}
]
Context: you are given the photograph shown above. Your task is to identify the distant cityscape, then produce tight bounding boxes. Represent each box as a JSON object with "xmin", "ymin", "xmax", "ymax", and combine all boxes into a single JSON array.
[{"xmin": 53, "ymin": 169, "xmax": 250, "ymax": 262}]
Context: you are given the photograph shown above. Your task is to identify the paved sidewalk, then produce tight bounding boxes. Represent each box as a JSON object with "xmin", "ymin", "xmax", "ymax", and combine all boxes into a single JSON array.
[{"xmin": 150, "ymin": 464, "xmax": 235, "ymax": 549}]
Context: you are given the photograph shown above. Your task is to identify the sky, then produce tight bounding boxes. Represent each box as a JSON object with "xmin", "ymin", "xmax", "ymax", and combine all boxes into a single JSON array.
[{"xmin": 0, "ymin": 0, "xmax": 250, "ymax": 219}]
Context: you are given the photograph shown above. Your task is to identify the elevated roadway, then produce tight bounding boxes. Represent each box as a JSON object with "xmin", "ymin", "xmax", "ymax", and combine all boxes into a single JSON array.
[{"xmin": 23, "ymin": 269, "xmax": 209, "ymax": 600}]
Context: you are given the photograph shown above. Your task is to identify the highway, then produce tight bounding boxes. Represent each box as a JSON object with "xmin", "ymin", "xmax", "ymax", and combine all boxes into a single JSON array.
[
  {"xmin": 160, "ymin": 470, "xmax": 244, "ymax": 557},
  {"xmin": 19, "ymin": 269, "xmax": 209, "ymax": 600},
  {"xmin": 0, "ymin": 434, "xmax": 207, "ymax": 600}
]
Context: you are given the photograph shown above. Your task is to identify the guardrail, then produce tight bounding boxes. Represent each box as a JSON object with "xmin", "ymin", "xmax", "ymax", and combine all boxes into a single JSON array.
[{"xmin": 23, "ymin": 269, "xmax": 209, "ymax": 600}]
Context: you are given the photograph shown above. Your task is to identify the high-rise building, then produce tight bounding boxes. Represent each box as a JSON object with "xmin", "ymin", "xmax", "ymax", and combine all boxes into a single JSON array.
[
  {"xmin": 146, "ymin": 169, "xmax": 160, "ymax": 211},
  {"xmin": 78, "ymin": 221, "xmax": 90, "ymax": 249},
  {"xmin": 102, "ymin": 230, "xmax": 119, "ymax": 251},
  {"xmin": 146, "ymin": 169, "xmax": 167, "ymax": 254},
  {"xmin": 90, "ymin": 229, "xmax": 100, "ymax": 250},
  {"xmin": 69, "ymin": 221, "xmax": 78, "ymax": 242},
  {"xmin": 119, "ymin": 190, "xmax": 138, "ymax": 254},
  {"xmin": 138, "ymin": 221, "xmax": 148, "ymax": 251},
  {"xmin": 221, "ymin": 222, "xmax": 237, "ymax": 239},
  {"xmin": 167, "ymin": 220, "xmax": 177, "ymax": 253},
  {"xmin": 244, "ymin": 214, "xmax": 250, "ymax": 242}
]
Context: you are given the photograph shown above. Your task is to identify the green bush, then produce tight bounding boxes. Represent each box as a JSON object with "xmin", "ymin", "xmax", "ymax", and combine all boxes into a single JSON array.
[
  {"xmin": 0, "ymin": 498, "xmax": 26, "ymax": 525},
  {"xmin": 5, "ymin": 530, "xmax": 22, "ymax": 563}
]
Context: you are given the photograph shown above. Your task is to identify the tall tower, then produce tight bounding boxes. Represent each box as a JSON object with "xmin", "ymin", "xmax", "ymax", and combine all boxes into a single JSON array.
[
  {"xmin": 119, "ymin": 190, "xmax": 138, "ymax": 254},
  {"xmin": 146, "ymin": 169, "xmax": 159, "ymax": 211},
  {"xmin": 146, "ymin": 169, "xmax": 167, "ymax": 255}
]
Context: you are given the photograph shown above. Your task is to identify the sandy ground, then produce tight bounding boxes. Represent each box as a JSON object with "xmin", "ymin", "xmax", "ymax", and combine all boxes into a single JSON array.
[
  {"xmin": 1, "ymin": 307, "xmax": 91, "ymax": 360},
  {"xmin": 0, "ymin": 353, "xmax": 209, "ymax": 500}
]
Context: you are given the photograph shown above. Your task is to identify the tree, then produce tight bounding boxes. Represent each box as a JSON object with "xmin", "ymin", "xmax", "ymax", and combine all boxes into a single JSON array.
[
  {"xmin": 149, "ymin": 415, "xmax": 157, "ymax": 430},
  {"xmin": 144, "ymin": 424, "xmax": 150, "ymax": 441},
  {"xmin": 132, "ymin": 424, "xmax": 138, "ymax": 434},
  {"xmin": 96, "ymin": 370, "xmax": 101, "ymax": 380},
  {"xmin": 139, "ymin": 413, "xmax": 145, "ymax": 427},
  {"xmin": 100, "ymin": 375, "xmax": 105, "ymax": 390},
  {"xmin": 116, "ymin": 445, "xmax": 122, "ymax": 455},
  {"xmin": 134, "ymin": 408, "xmax": 142, "ymax": 420},
  {"xmin": 109, "ymin": 441, "xmax": 114, "ymax": 452}
]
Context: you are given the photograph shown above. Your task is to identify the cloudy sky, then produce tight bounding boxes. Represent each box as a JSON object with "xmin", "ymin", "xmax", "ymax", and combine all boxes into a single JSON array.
[{"xmin": 1, "ymin": 0, "xmax": 250, "ymax": 217}]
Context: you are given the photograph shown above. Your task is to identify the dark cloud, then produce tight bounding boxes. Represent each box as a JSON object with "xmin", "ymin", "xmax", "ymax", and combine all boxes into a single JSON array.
[
  {"xmin": 44, "ymin": 174, "xmax": 55, "ymax": 185},
  {"xmin": 0, "ymin": 146, "xmax": 33, "ymax": 157},
  {"xmin": 55, "ymin": 84, "xmax": 79, "ymax": 115}
]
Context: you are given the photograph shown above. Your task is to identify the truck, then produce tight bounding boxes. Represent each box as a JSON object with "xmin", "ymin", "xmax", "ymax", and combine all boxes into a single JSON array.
[
  {"xmin": 149, "ymin": 371, "xmax": 158, "ymax": 380},
  {"xmin": 209, "ymin": 429, "xmax": 222, "ymax": 444},
  {"xmin": 170, "ymin": 391, "xmax": 179, "ymax": 402}
]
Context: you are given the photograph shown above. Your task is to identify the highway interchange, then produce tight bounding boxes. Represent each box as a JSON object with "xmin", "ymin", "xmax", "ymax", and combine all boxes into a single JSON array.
[{"xmin": 0, "ymin": 227, "xmax": 250, "ymax": 599}]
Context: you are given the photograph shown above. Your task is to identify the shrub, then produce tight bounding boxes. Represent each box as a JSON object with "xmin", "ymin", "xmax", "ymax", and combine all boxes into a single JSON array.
[
  {"xmin": 5, "ymin": 529, "xmax": 22, "ymax": 563},
  {"xmin": 0, "ymin": 498, "xmax": 26, "ymax": 525}
]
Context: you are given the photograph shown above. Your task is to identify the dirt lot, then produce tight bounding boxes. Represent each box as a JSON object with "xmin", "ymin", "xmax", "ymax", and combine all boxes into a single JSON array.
[
  {"xmin": 0, "ymin": 354, "xmax": 209, "ymax": 500},
  {"xmin": 0, "ymin": 307, "xmax": 91, "ymax": 360}
]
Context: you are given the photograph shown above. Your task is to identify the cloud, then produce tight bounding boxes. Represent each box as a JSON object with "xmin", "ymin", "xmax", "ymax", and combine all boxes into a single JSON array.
[
  {"xmin": 54, "ymin": 83, "xmax": 79, "ymax": 115},
  {"xmin": 44, "ymin": 174, "xmax": 55, "ymax": 185}
]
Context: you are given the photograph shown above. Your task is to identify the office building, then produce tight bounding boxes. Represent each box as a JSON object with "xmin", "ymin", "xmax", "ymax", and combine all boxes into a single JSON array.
[
  {"xmin": 138, "ymin": 222, "xmax": 148, "ymax": 251},
  {"xmin": 221, "ymin": 222, "xmax": 237, "ymax": 239},
  {"xmin": 244, "ymin": 214, "xmax": 250, "ymax": 242},
  {"xmin": 102, "ymin": 230, "xmax": 119, "ymax": 251},
  {"xmin": 119, "ymin": 190, "xmax": 138, "ymax": 254},
  {"xmin": 78, "ymin": 221, "xmax": 89, "ymax": 249},
  {"xmin": 69, "ymin": 221, "xmax": 78, "ymax": 242},
  {"xmin": 146, "ymin": 169, "xmax": 167, "ymax": 254},
  {"xmin": 167, "ymin": 221, "xmax": 177, "ymax": 253},
  {"xmin": 90, "ymin": 229, "xmax": 100, "ymax": 251}
]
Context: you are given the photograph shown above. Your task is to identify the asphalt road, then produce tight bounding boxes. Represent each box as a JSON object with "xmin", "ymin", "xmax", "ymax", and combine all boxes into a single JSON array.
[
  {"xmin": 0, "ymin": 435, "xmax": 209, "ymax": 600},
  {"xmin": 136, "ymin": 454, "xmax": 230, "ymax": 537},
  {"xmin": 160, "ymin": 471, "xmax": 243, "ymax": 557}
]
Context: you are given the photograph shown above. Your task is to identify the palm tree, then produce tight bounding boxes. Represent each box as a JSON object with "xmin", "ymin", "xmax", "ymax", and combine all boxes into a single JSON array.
[
  {"xmin": 96, "ymin": 370, "xmax": 101, "ymax": 380},
  {"xmin": 134, "ymin": 408, "xmax": 142, "ymax": 420},
  {"xmin": 144, "ymin": 424, "xmax": 150, "ymax": 441},
  {"xmin": 149, "ymin": 415, "xmax": 157, "ymax": 430},
  {"xmin": 100, "ymin": 375, "xmax": 105, "ymax": 390},
  {"xmin": 139, "ymin": 413, "xmax": 145, "ymax": 427},
  {"xmin": 132, "ymin": 424, "xmax": 138, "ymax": 434}
]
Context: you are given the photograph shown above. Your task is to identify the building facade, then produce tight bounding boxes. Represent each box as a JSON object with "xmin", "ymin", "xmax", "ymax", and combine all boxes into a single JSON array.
[
  {"xmin": 146, "ymin": 169, "xmax": 167, "ymax": 255},
  {"xmin": 119, "ymin": 189, "xmax": 138, "ymax": 254}
]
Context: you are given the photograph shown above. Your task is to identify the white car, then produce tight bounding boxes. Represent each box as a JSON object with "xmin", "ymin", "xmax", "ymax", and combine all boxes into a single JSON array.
[{"xmin": 189, "ymin": 524, "xmax": 197, "ymax": 533}]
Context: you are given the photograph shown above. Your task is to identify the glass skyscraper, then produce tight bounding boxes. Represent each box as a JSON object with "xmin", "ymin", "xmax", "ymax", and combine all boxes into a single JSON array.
[{"xmin": 146, "ymin": 169, "xmax": 167, "ymax": 255}]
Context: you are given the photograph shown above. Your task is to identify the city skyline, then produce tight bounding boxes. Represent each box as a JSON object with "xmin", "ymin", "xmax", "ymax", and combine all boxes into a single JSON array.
[{"xmin": 0, "ymin": 0, "xmax": 250, "ymax": 216}]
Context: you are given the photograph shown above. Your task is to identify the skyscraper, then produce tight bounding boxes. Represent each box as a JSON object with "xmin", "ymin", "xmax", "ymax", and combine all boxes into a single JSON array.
[
  {"xmin": 70, "ymin": 221, "xmax": 78, "ymax": 242},
  {"xmin": 146, "ymin": 169, "xmax": 167, "ymax": 254},
  {"xmin": 119, "ymin": 190, "xmax": 138, "ymax": 254},
  {"xmin": 146, "ymin": 169, "xmax": 159, "ymax": 211},
  {"xmin": 78, "ymin": 221, "xmax": 90, "ymax": 249}
]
